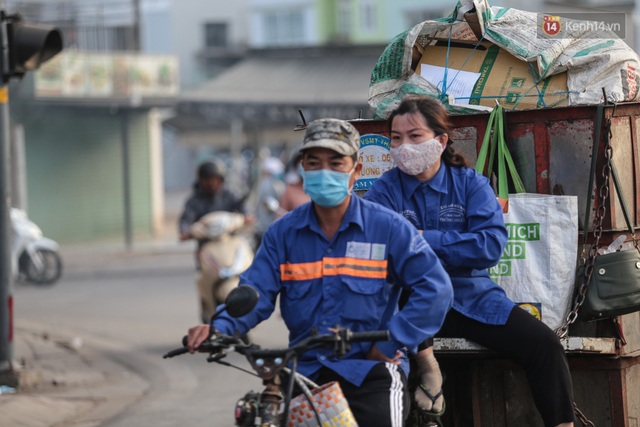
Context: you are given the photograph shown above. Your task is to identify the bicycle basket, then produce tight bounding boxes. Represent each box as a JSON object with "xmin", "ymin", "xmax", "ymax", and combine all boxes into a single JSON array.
[{"xmin": 288, "ymin": 381, "xmax": 358, "ymax": 427}]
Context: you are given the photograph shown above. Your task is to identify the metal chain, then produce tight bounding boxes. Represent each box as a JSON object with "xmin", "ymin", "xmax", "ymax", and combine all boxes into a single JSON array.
[
  {"xmin": 555, "ymin": 119, "xmax": 614, "ymax": 427},
  {"xmin": 556, "ymin": 118, "xmax": 612, "ymax": 339},
  {"xmin": 574, "ymin": 401, "xmax": 597, "ymax": 427}
]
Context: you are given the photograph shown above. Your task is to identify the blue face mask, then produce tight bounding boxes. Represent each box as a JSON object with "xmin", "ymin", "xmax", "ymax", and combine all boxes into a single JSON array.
[{"xmin": 301, "ymin": 168, "xmax": 352, "ymax": 207}]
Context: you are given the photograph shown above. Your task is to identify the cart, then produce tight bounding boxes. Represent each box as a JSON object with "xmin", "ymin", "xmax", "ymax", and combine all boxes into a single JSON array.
[{"xmin": 351, "ymin": 102, "xmax": 640, "ymax": 427}]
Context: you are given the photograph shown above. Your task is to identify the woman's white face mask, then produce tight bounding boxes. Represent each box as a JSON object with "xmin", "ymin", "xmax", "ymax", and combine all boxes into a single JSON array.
[{"xmin": 390, "ymin": 138, "xmax": 445, "ymax": 176}]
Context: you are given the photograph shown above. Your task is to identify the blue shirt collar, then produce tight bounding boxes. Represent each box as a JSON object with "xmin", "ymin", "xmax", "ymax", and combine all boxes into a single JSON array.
[
  {"xmin": 397, "ymin": 163, "xmax": 449, "ymax": 195},
  {"xmin": 292, "ymin": 196, "xmax": 364, "ymax": 234}
]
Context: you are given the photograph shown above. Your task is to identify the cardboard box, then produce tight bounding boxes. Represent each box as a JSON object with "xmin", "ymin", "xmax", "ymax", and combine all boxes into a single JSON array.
[{"xmin": 416, "ymin": 41, "xmax": 568, "ymax": 110}]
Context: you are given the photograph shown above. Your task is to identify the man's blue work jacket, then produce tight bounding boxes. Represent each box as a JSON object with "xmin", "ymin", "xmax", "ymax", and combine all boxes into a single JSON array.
[
  {"xmin": 214, "ymin": 195, "xmax": 453, "ymax": 386},
  {"xmin": 365, "ymin": 164, "xmax": 516, "ymax": 325}
]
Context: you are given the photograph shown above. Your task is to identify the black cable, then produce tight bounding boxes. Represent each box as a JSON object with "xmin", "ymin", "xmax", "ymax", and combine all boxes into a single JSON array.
[{"xmin": 281, "ymin": 356, "xmax": 297, "ymax": 427}]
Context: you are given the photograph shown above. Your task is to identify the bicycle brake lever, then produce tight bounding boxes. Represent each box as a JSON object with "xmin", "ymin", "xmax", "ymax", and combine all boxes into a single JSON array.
[
  {"xmin": 207, "ymin": 352, "xmax": 228, "ymax": 363},
  {"xmin": 333, "ymin": 328, "xmax": 351, "ymax": 357}
]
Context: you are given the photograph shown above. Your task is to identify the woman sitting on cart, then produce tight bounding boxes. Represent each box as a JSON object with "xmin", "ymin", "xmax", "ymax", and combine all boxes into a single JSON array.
[{"xmin": 364, "ymin": 94, "xmax": 576, "ymax": 427}]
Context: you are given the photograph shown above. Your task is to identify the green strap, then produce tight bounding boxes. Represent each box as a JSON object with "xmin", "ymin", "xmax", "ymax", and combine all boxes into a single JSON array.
[
  {"xmin": 476, "ymin": 104, "xmax": 525, "ymax": 198},
  {"xmin": 496, "ymin": 106, "xmax": 509, "ymax": 200},
  {"xmin": 488, "ymin": 111, "xmax": 499, "ymax": 178},
  {"xmin": 497, "ymin": 107, "xmax": 525, "ymax": 194},
  {"xmin": 475, "ymin": 107, "xmax": 497, "ymax": 175}
]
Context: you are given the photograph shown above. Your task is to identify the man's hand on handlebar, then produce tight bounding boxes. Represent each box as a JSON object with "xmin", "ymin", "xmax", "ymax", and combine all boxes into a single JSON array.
[
  {"xmin": 187, "ymin": 324, "xmax": 213, "ymax": 353},
  {"xmin": 367, "ymin": 344, "xmax": 402, "ymax": 365}
]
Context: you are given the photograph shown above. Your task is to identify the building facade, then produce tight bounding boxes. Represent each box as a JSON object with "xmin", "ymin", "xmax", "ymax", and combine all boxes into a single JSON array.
[
  {"xmin": 169, "ymin": 0, "xmax": 462, "ymax": 191},
  {"xmin": 6, "ymin": 0, "xmax": 178, "ymax": 245},
  {"xmin": 141, "ymin": 0, "xmax": 250, "ymax": 90},
  {"xmin": 6, "ymin": 0, "xmax": 637, "ymax": 244}
]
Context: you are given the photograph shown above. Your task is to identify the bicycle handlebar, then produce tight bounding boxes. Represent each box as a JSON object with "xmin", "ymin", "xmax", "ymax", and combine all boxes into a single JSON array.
[
  {"xmin": 162, "ymin": 334, "xmax": 243, "ymax": 359},
  {"xmin": 348, "ymin": 330, "xmax": 390, "ymax": 342},
  {"xmin": 238, "ymin": 329, "xmax": 390, "ymax": 359},
  {"xmin": 162, "ymin": 347, "xmax": 190, "ymax": 358},
  {"xmin": 162, "ymin": 327, "xmax": 389, "ymax": 360},
  {"xmin": 162, "ymin": 326, "xmax": 390, "ymax": 427}
]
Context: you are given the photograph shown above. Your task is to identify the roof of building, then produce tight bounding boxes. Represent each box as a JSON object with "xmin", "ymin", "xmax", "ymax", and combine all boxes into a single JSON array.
[
  {"xmin": 182, "ymin": 51, "xmax": 381, "ymax": 105},
  {"xmin": 167, "ymin": 47, "xmax": 385, "ymax": 130}
]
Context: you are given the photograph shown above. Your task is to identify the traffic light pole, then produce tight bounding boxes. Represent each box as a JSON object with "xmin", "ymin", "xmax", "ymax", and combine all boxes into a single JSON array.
[
  {"xmin": 0, "ymin": 82, "xmax": 17, "ymax": 386},
  {"xmin": 0, "ymin": 0, "xmax": 17, "ymax": 384},
  {"xmin": 0, "ymin": 4, "xmax": 62, "ymax": 385}
]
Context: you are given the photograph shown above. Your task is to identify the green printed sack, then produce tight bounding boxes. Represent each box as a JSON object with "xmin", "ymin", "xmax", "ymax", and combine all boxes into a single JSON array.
[
  {"xmin": 489, "ymin": 193, "xmax": 578, "ymax": 330},
  {"xmin": 477, "ymin": 105, "xmax": 579, "ymax": 331}
]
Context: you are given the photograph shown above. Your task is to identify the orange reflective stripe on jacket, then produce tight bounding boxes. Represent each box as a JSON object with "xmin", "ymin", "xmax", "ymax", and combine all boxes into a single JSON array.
[
  {"xmin": 280, "ymin": 260, "xmax": 323, "ymax": 281},
  {"xmin": 280, "ymin": 257, "xmax": 388, "ymax": 281}
]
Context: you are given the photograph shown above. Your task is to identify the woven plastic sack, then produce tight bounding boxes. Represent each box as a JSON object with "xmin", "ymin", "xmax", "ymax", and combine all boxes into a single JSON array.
[
  {"xmin": 368, "ymin": 0, "xmax": 640, "ymax": 118},
  {"xmin": 287, "ymin": 381, "xmax": 358, "ymax": 427}
]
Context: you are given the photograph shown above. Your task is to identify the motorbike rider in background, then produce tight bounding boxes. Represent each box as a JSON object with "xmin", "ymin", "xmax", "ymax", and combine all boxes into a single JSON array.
[
  {"xmin": 252, "ymin": 156, "xmax": 285, "ymax": 248},
  {"xmin": 179, "ymin": 159, "xmax": 251, "ymax": 241},
  {"xmin": 179, "ymin": 159, "xmax": 255, "ymax": 321},
  {"xmin": 277, "ymin": 146, "xmax": 310, "ymax": 217}
]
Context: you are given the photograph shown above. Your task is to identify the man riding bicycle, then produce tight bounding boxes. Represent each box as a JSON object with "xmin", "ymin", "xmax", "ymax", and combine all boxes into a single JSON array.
[{"xmin": 187, "ymin": 118, "xmax": 453, "ymax": 427}]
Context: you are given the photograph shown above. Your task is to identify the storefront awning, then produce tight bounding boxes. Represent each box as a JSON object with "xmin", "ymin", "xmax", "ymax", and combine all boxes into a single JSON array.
[{"xmin": 166, "ymin": 49, "xmax": 383, "ymax": 130}]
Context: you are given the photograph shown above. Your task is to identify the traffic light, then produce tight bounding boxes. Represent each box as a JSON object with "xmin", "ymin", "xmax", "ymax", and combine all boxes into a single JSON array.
[{"xmin": 0, "ymin": 11, "xmax": 63, "ymax": 84}]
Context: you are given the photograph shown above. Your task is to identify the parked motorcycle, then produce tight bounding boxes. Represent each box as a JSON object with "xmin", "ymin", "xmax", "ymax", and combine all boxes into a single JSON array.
[
  {"xmin": 10, "ymin": 208, "xmax": 63, "ymax": 285},
  {"xmin": 189, "ymin": 211, "xmax": 254, "ymax": 323},
  {"xmin": 164, "ymin": 285, "xmax": 389, "ymax": 427}
]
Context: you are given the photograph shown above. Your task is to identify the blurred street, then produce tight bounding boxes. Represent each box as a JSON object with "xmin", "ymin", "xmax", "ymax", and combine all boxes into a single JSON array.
[{"xmin": 1, "ymin": 191, "xmax": 287, "ymax": 427}]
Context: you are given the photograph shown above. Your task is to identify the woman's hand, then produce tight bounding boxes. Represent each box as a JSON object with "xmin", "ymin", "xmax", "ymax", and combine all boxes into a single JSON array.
[
  {"xmin": 367, "ymin": 344, "xmax": 403, "ymax": 365},
  {"xmin": 186, "ymin": 324, "xmax": 212, "ymax": 353}
]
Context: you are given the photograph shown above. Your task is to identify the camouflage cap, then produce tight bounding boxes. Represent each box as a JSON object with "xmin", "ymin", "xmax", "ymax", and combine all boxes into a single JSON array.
[{"xmin": 301, "ymin": 118, "xmax": 360, "ymax": 156}]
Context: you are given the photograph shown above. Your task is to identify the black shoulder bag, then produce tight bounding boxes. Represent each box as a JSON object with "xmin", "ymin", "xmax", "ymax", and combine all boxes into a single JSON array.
[{"xmin": 574, "ymin": 104, "xmax": 640, "ymax": 322}]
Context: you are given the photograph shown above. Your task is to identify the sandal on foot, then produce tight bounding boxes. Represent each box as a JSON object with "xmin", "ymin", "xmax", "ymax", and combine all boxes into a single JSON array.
[
  {"xmin": 417, "ymin": 384, "xmax": 446, "ymax": 417},
  {"xmin": 407, "ymin": 408, "xmax": 444, "ymax": 427}
]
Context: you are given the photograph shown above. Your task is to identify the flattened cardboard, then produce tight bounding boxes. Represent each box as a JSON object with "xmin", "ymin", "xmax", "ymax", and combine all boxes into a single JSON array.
[{"xmin": 416, "ymin": 41, "xmax": 568, "ymax": 110}]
